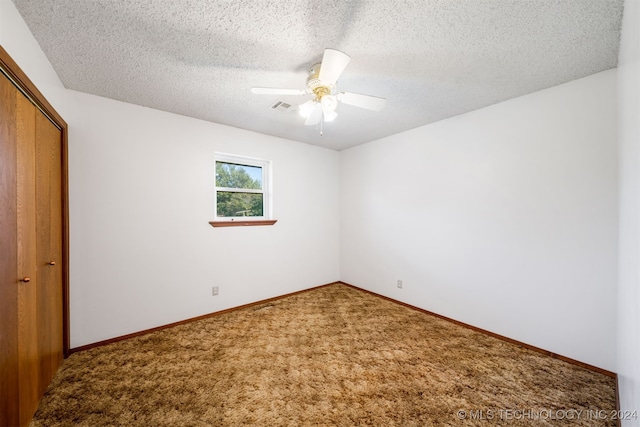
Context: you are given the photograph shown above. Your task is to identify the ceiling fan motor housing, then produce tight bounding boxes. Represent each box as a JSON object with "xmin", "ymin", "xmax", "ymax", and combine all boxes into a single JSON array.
[{"xmin": 307, "ymin": 63, "xmax": 335, "ymax": 101}]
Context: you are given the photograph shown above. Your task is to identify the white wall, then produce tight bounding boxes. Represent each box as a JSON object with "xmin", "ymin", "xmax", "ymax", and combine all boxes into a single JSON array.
[
  {"xmin": 1, "ymin": 1, "xmax": 340, "ymax": 348},
  {"xmin": 340, "ymin": 70, "xmax": 618, "ymax": 371},
  {"xmin": 617, "ymin": 0, "xmax": 640, "ymax": 422}
]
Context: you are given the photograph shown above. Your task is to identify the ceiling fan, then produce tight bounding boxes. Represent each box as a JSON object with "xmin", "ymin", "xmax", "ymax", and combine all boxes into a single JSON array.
[{"xmin": 251, "ymin": 49, "xmax": 386, "ymax": 128}]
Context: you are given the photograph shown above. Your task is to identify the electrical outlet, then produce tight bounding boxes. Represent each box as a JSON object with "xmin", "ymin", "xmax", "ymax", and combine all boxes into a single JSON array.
[
  {"xmin": 397, "ymin": 280, "xmax": 403, "ymax": 289},
  {"xmin": 212, "ymin": 286, "xmax": 219, "ymax": 296}
]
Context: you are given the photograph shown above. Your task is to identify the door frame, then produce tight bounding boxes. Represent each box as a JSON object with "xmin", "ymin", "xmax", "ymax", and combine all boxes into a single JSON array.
[{"xmin": 0, "ymin": 45, "xmax": 70, "ymax": 357}]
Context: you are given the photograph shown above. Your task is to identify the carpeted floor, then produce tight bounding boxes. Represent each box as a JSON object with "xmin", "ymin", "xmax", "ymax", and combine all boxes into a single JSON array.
[{"xmin": 31, "ymin": 283, "xmax": 616, "ymax": 426}]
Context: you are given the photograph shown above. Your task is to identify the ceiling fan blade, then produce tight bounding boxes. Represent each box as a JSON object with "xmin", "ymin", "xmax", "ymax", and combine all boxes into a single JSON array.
[
  {"xmin": 318, "ymin": 49, "xmax": 351, "ymax": 86},
  {"xmin": 305, "ymin": 103, "xmax": 322, "ymax": 126},
  {"xmin": 337, "ymin": 92, "xmax": 386, "ymax": 112},
  {"xmin": 251, "ymin": 87, "xmax": 307, "ymax": 96}
]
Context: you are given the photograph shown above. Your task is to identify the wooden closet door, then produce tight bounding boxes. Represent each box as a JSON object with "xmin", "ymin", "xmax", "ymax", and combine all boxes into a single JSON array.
[
  {"xmin": 14, "ymin": 78, "xmax": 64, "ymax": 426},
  {"xmin": 16, "ymin": 85, "xmax": 39, "ymax": 426},
  {"xmin": 35, "ymin": 110, "xmax": 64, "ymax": 396},
  {"xmin": 0, "ymin": 60, "xmax": 20, "ymax": 427}
]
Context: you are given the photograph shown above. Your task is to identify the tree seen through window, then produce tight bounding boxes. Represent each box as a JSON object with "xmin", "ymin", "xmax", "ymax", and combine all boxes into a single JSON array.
[{"xmin": 216, "ymin": 162, "xmax": 264, "ymax": 217}]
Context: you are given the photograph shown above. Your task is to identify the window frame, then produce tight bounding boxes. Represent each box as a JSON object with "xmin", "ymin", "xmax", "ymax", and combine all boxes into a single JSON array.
[{"xmin": 212, "ymin": 153, "xmax": 274, "ymax": 226}]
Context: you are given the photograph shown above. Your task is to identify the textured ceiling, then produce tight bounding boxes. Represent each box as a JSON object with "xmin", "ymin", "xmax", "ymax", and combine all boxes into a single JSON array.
[{"xmin": 12, "ymin": 0, "xmax": 624, "ymax": 150}]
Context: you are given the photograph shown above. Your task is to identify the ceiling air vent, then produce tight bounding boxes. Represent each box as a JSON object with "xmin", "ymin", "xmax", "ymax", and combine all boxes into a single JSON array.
[{"xmin": 270, "ymin": 101, "xmax": 293, "ymax": 113}]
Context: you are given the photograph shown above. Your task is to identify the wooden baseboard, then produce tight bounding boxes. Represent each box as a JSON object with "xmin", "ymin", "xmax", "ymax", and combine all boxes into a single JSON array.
[
  {"xmin": 338, "ymin": 281, "xmax": 616, "ymax": 378},
  {"xmin": 70, "ymin": 282, "xmax": 337, "ymax": 353}
]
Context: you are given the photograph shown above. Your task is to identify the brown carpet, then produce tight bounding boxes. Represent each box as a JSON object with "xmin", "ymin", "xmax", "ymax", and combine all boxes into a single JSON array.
[{"xmin": 31, "ymin": 283, "xmax": 616, "ymax": 426}]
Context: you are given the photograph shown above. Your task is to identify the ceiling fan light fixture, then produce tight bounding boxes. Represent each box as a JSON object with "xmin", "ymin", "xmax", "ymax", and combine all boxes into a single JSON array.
[
  {"xmin": 321, "ymin": 94, "xmax": 338, "ymax": 123},
  {"xmin": 323, "ymin": 110, "xmax": 337, "ymax": 122},
  {"xmin": 298, "ymin": 100, "xmax": 316, "ymax": 118},
  {"xmin": 321, "ymin": 94, "xmax": 338, "ymax": 112},
  {"xmin": 305, "ymin": 103, "xmax": 323, "ymax": 126}
]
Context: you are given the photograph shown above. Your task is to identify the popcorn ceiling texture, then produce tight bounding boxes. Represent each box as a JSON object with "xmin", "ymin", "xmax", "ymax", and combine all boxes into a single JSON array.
[{"xmin": 12, "ymin": 0, "xmax": 624, "ymax": 150}]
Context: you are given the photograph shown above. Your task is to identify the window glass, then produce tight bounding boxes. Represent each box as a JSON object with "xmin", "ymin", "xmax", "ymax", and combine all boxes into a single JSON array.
[
  {"xmin": 214, "ymin": 154, "xmax": 271, "ymax": 220},
  {"xmin": 215, "ymin": 162, "xmax": 262, "ymax": 190},
  {"xmin": 216, "ymin": 192, "xmax": 264, "ymax": 217}
]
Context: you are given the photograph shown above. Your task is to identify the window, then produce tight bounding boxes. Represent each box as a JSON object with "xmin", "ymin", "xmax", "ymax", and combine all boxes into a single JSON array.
[{"xmin": 211, "ymin": 153, "xmax": 275, "ymax": 227}]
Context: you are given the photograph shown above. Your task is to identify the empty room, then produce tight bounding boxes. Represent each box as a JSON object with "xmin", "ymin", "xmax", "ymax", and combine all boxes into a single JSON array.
[{"xmin": 1, "ymin": 0, "xmax": 639, "ymax": 426}]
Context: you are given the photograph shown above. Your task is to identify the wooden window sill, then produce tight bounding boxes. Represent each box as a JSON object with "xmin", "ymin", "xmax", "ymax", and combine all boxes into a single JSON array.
[{"xmin": 209, "ymin": 220, "xmax": 277, "ymax": 228}]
